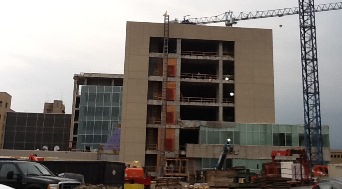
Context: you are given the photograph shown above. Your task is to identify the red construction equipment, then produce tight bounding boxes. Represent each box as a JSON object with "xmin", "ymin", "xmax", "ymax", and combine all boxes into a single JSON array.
[
  {"xmin": 28, "ymin": 154, "xmax": 44, "ymax": 161},
  {"xmin": 263, "ymin": 149, "xmax": 311, "ymax": 182},
  {"xmin": 125, "ymin": 163, "xmax": 151, "ymax": 188},
  {"xmin": 312, "ymin": 165, "xmax": 328, "ymax": 177}
]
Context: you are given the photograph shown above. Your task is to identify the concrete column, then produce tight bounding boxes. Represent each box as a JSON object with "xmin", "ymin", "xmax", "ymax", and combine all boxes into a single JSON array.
[
  {"xmin": 70, "ymin": 79, "xmax": 78, "ymax": 148},
  {"xmin": 176, "ymin": 39, "xmax": 182, "ymax": 154},
  {"xmin": 176, "ymin": 39, "xmax": 182, "ymax": 122},
  {"xmin": 218, "ymin": 42, "xmax": 223, "ymax": 121}
]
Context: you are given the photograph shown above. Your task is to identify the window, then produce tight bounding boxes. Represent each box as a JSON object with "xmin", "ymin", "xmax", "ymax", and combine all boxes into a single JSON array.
[
  {"xmin": 5, "ymin": 103, "xmax": 8, "ymax": 108},
  {"xmin": 0, "ymin": 163, "xmax": 19, "ymax": 178},
  {"xmin": 273, "ymin": 133, "xmax": 285, "ymax": 146},
  {"xmin": 0, "ymin": 101, "xmax": 2, "ymax": 107}
]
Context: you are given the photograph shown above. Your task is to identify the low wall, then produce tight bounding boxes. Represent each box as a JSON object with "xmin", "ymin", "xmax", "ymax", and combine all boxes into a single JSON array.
[{"xmin": 0, "ymin": 149, "xmax": 98, "ymax": 160}]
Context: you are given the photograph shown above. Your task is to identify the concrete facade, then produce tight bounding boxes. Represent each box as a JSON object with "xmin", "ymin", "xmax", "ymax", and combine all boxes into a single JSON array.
[
  {"xmin": 330, "ymin": 150, "xmax": 342, "ymax": 164},
  {"xmin": 44, "ymin": 100, "xmax": 65, "ymax": 114},
  {"xmin": 120, "ymin": 21, "xmax": 275, "ymax": 175},
  {"xmin": 0, "ymin": 92, "xmax": 11, "ymax": 148}
]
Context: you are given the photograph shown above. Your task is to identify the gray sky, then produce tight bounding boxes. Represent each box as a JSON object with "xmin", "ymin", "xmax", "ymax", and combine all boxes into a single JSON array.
[{"xmin": 1, "ymin": 0, "xmax": 341, "ymax": 149}]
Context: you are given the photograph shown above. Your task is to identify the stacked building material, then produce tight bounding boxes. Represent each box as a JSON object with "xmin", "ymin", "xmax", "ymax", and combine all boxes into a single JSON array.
[
  {"xmin": 206, "ymin": 170, "xmax": 237, "ymax": 188},
  {"xmin": 155, "ymin": 177, "xmax": 182, "ymax": 189}
]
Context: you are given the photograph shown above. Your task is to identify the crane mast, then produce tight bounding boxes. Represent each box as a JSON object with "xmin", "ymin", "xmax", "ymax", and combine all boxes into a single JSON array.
[
  {"xmin": 180, "ymin": 1, "xmax": 342, "ymax": 167},
  {"xmin": 298, "ymin": 0, "xmax": 323, "ymax": 167}
]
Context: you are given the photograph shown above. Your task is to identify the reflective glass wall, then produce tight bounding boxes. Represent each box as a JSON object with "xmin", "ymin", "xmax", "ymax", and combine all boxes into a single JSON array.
[
  {"xmin": 199, "ymin": 123, "xmax": 329, "ymax": 147},
  {"xmin": 199, "ymin": 123, "xmax": 330, "ymax": 171},
  {"xmin": 76, "ymin": 85, "xmax": 122, "ymax": 150}
]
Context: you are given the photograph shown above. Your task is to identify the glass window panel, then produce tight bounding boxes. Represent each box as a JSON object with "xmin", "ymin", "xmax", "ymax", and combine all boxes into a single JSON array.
[
  {"xmin": 77, "ymin": 135, "xmax": 84, "ymax": 144},
  {"xmin": 79, "ymin": 106, "xmax": 87, "ymax": 118},
  {"xmin": 101, "ymin": 135, "xmax": 108, "ymax": 143},
  {"xmin": 291, "ymin": 125, "xmax": 298, "ymax": 133},
  {"xmin": 97, "ymin": 86, "xmax": 105, "ymax": 93},
  {"xmin": 103, "ymin": 94, "xmax": 111, "ymax": 105},
  {"xmin": 88, "ymin": 86, "xmax": 97, "ymax": 92},
  {"xmin": 85, "ymin": 135, "xmax": 94, "ymax": 143},
  {"xmin": 95, "ymin": 107, "xmax": 104, "ymax": 119},
  {"xmin": 86, "ymin": 121, "xmax": 94, "ymax": 134},
  {"xmin": 93, "ymin": 123, "xmax": 102, "ymax": 134},
  {"xmin": 286, "ymin": 133, "xmax": 292, "ymax": 146},
  {"xmin": 238, "ymin": 124, "xmax": 246, "ymax": 132},
  {"xmin": 232, "ymin": 159, "xmax": 245, "ymax": 167},
  {"xmin": 246, "ymin": 132, "xmax": 253, "ymax": 145},
  {"xmin": 252, "ymin": 132, "xmax": 260, "ymax": 145},
  {"xmin": 113, "ymin": 93, "xmax": 120, "ymax": 103},
  {"xmin": 297, "ymin": 125, "xmax": 304, "ymax": 134},
  {"xmin": 246, "ymin": 125, "xmax": 253, "ymax": 132},
  {"xmin": 78, "ymin": 121, "xmax": 85, "ymax": 134},
  {"xmin": 118, "ymin": 107, "xmax": 122, "ymax": 119},
  {"xmin": 233, "ymin": 131, "xmax": 240, "ymax": 145},
  {"xmin": 260, "ymin": 132, "xmax": 266, "ymax": 145},
  {"xmin": 81, "ymin": 86, "xmax": 88, "ymax": 94},
  {"xmin": 111, "ymin": 107, "xmax": 119, "ymax": 118},
  {"xmin": 273, "ymin": 133, "xmax": 283, "ymax": 146},
  {"xmin": 323, "ymin": 134, "xmax": 330, "ymax": 147},
  {"xmin": 267, "ymin": 124, "xmax": 272, "ymax": 133},
  {"xmin": 252, "ymin": 125, "xmax": 259, "ymax": 132},
  {"xmin": 110, "ymin": 121, "xmax": 119, "ymax": 132},
  {"xmin": 285, "ymin": 125, "xmax": 292, "ymax": 133},
  {"xmin": 94, "ymin": 135, "xmax": 101, "ymax": 143},
  {"xmin": 240, "ymin": 131, "xmax": 246, "ymax": 145},
  {"xmin": 260, "ymin": 124, "xmax": 267, "ymax": 132},
  {"xmin": 102, "ymin": 107, "xmax": 110, "ymax": 119},
  {"xmin": 299, "ymin": 134, "xmax": 305, "ymax": 146},
  {"xmin": 88, "ymin": 94, "xmax": 96, "ymax": 102},
  {"xmin": 102, "ymin": 122, "xmax": 110, "ymax": 134},
  {"xmin": 207, "ymin": 131, "xmax": 217, "ymax": 144},
  {"xmin": 199, "ymin": 130, "xmax": 206, "ymax": 144},
  {"xmin": 292, "ymin": 132, "xmax": 299, "ymax": 146},
  {"xmin": 220, "ymin": 131, "xmax": 233, "ymax": 144},
  {"xmin": 80, "ymin": 93, "xmax": 89, "ymax": 104},
  {"xmin": 113, "ymin": 87, "xmax": 121, "ymax": 92},
  {"xmin": 279, "ymin": 125, "xmax": 286, "ymax": 133},
  {"xmin": 96, "ymin": 93, "xmax": 104, "ymax": 106},
  {"xmin": 105, "ymin": 86, "xmax": 113, "ymax": 92},
  {"xmin": 272, "ymin": 124, "xmax": 278, "ymax": 133}
]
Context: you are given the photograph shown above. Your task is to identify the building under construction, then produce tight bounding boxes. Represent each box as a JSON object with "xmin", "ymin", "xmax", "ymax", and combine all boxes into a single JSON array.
[
  {"xmin": 70, "ymin": 73, "xmax": 123, "ymax": 150},
  {"xmin": 119, "ymin": 22, "xmax": 330, "ymax": 178}
]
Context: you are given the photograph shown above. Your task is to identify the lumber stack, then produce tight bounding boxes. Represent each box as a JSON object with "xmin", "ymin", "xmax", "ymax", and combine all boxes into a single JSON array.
[
  {"xmin": 206, "ymin": 170, "xmax": 237, "ymax": 188},
  {"xmin": 155, "ymin": 177, "xmax": 182, "ymax": 189}
]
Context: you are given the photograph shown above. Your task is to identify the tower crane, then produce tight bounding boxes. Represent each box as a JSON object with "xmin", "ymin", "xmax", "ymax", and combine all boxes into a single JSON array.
[{"xmin": 179, "ymin": 1, "xmax": 342, "ymax": 168}]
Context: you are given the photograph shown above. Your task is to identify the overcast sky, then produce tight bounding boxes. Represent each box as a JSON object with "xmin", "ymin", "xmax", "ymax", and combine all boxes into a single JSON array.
[{"xmin": 1, "ymin": 0, "xmax": 341, "ymax": 149}]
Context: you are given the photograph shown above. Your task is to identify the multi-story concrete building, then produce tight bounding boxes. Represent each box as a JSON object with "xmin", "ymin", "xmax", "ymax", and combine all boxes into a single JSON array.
[
  {"xmin": 0, "ymin": 92, "xmax": 11, "ymax": 148},
  {"xmin": 44, "ymin": 100, "xmax": 65, "ymax": 114},
  {"xmin": 330, "ymin": 150, "xmax": 342, "ymax": 164},
  {"xmin": 119, "ymin": 22, "xmax": 330, "ymax": 177},
  {"xmin": 70, "ymin": 73, "xmax": 123, "ymax": 150}
]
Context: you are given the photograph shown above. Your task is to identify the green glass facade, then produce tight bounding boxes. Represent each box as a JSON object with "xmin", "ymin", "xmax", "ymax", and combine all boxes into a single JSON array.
[
  {"xmin": 76, "ymin": 85, "xmax": 122, "ymax": 150},
  {"xmin": 199, "ymin": 123, "xmax": 330, "ymax": 171},
  {"xmin": 199, "ymin": 123, "xmax": 329, "ymax": 147}
]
